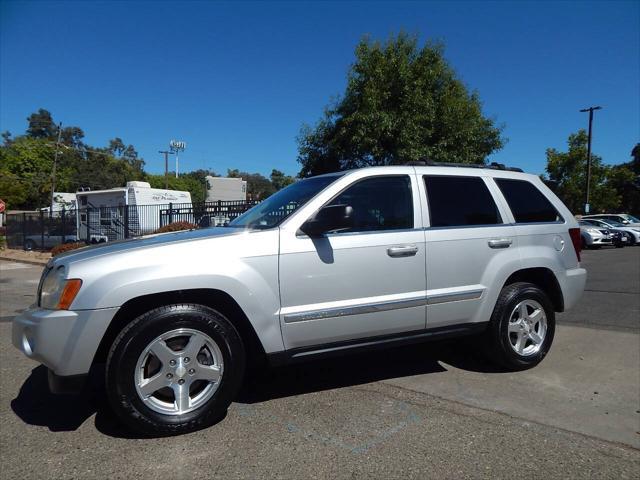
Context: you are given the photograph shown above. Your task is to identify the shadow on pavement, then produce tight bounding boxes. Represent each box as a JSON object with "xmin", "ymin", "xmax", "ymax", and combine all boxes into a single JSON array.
[
  {"xmin": 237, "ymin": 339, "xmax": 506, "ymax": 404},
  {"xmin": 11, "ymin": 338, "xmax": 505, "ymax": 438},
  {"xmin": 10, "ymin": 366, "xmax": 98, "ymax": 432}
]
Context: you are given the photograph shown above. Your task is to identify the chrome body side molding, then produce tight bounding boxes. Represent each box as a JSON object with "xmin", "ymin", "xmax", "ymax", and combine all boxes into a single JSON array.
[{"xmin": 283, "ymin": 288, "xmax": 484, "ymax": 323}]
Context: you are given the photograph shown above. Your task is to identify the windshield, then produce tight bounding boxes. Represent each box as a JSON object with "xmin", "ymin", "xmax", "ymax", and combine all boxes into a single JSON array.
[
  {"xmin": 604, "ymin": 220, "xmax": 624, "ymax": 227},
  {"xmin": 229, "ymin": 174, "xmax": 343, "ymax": 229},
  {"xmin": 622, "ymin": 214, "xmax": 640, "ymax": 223}
]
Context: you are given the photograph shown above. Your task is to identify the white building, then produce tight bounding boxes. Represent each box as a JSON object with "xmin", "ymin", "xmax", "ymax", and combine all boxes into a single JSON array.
[{"xmin": 205, "ymin": 176, "xmax": 247, "ymax": 202}]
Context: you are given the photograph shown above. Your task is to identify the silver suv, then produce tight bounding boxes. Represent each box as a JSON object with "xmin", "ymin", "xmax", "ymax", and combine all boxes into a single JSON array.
[{"xmin": 12, "ymin": 164, "xmax": 587, "ymax": 435}]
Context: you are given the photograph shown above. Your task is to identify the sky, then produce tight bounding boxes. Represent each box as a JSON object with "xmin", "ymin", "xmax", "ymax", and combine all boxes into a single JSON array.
[{"xmin": 1, "ymin": 0, "xmax": 638, "ymax": 178}]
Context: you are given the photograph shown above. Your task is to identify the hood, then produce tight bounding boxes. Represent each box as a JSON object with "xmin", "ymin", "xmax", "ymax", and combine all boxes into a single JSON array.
[{"xmin": 52, "ymin": 227, "xmax": 246, "ymax": 266}]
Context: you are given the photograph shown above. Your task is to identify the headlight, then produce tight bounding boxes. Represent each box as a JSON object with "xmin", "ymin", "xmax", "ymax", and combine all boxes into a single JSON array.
[
  {"xmin": 40, "ymin": 266, "xmax": 82, "ymax": 310},
  {"xmin": 587, "ymin": 228, "xmax": 600, "ymax": 234}
]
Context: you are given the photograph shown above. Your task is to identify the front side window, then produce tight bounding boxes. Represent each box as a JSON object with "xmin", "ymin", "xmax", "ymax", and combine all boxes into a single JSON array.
[
  {"xmin": 229, "ymin": 174, "xmax": 342, "ymax": 230},
  {"xmin": 495, "ymin": 178, "xmax": 562, "ymax": 223},
  {"xmin": 327, "ymin": 175, "xmax": 413, "ymax": 233},
  {"xmin": 424, "ymin": 175, "xmax": 502, "ymax": 227}
]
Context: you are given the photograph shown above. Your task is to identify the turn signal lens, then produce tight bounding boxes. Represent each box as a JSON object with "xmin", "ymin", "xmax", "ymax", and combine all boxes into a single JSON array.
[{"xmin": 57, "ymin": 279, "xmax": 82, "ymax": 310}]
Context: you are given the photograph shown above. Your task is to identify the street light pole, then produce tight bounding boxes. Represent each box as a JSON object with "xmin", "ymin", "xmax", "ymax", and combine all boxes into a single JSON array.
[{"xmin": 579, "ymin": 106, "xmax": 602, "ymax": 214}]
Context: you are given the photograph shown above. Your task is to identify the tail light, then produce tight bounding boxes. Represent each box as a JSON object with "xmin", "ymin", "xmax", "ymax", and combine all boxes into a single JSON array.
[{"xmin": 569, "ymin": 228, "xmax": 581, "ymax": 262}]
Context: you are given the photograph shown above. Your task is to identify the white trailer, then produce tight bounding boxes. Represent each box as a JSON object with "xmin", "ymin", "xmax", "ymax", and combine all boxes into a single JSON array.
[
  {"xmin": 76, "ymin": 181, "xmax": 191, "ymax": 242},
  {"xmin": 205, "ymin": 176, "xmax": 247, "ymax": 202}
]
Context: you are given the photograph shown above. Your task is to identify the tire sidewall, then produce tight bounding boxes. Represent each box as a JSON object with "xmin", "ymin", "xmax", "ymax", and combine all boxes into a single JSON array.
[
  {"xmin": 494, "ymin": 284, "xmax": 555, "ymax": 369},
  {"xmin": 106, "ymin": 304, "xmax": 245, "ymax": 435}
]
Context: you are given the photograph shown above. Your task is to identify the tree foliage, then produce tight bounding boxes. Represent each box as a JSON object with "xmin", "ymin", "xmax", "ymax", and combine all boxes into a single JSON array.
[
  {"xmin": 0, "ymin": 109, "xmax": 297, "ymax": 210},
  {"xmin": 297, "ymin": 33, "xmax": 504, "ymax": 176},
  {"xmin": 544, "ymin": 130, "xmax": 631, "ymax": 214},
  {"xmin": 607, "ymin": 143, "xmax": 640, "ymax": 214},
  {"xmin": 270, "ymin": 169, "xmax": 295, "ymax": 190},
  {"xmin": 1, "ymin": 109, "xmax": 146, "ymax": 209},
  {"xmin": 227, "ymin": 169, "xmax": 276, "ymax": 200}
]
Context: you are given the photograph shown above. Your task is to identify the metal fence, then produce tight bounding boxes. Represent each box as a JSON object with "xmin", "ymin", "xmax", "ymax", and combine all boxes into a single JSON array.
[{"xmin": 5, "ymin": 200, "xmax": 259, "ymax": 251}]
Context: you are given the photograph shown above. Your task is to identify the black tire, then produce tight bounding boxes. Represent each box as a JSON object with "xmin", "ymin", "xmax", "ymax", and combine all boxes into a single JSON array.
[
  {"xmin": 105, "ymin": 303, "xmax": 245, "ymax": 436},
  {"xmin": 482, "ymin": 282, "xmax": 555, "ymax": 371},
  {"xmin": 24, "ymin": 239, "xmax": 36, "ymax": 251}
]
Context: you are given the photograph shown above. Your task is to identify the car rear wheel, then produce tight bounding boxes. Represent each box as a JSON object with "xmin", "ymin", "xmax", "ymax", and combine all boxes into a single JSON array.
[
  {"xmin": 106, "ymin": 303, "xmax": 245, "ymax": 436},
  {"xmin": 24, "ymin": 239, "xmax": 36, "ymax": 251},
  {"xmin": 482, "ymin": 282, "xmax": 555, "ymax": 370}
]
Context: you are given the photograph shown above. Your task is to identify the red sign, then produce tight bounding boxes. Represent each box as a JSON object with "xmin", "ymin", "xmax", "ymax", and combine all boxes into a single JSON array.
[{"xmin": 0, "ymin": 199, "xmax": 5, "ymax": 213}]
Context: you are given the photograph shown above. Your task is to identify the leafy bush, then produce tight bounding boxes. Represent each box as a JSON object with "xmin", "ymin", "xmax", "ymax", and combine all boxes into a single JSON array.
[
  {"xmin": 153, "ymin": 221, "xmax": 198, "ymax": 234},
  {"xmin": 51, "ymin": 242, "xmax": 86, "ymax": 256}
]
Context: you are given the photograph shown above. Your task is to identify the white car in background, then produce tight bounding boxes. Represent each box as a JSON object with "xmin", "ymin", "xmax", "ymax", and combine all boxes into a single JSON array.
[
  {"xmin": 583, "ymin": 213, "xmax": 640, "ymax": 228},
  {"xmin": 578, "ymin": 221, "xmax": 614, "ymax": 249},
  {"xmin": 580, "ymin": 218, "xmax": 640, "ymax": 246}
]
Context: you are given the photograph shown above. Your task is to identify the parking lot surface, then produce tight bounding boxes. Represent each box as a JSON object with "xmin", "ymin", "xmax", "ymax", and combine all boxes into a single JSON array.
[{"xmin": 1, "ymin": 247, "xmax": 639, "ymax": 478}]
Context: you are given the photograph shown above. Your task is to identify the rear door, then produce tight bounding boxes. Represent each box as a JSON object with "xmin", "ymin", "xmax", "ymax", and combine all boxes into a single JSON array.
[{"xmin": 419, "ymin": 174, "xmax": 519, "ymax": 328}]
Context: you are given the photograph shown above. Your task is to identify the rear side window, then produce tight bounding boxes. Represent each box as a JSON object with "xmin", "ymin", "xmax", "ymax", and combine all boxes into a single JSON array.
[
  {"xmin": 424, "ymin": 176, "xmax": 502, "ymax": 227},
  {"xmin": 495, "ymin": 179, "xmax": 562, "ymax": 223},
  {"xmin": 328, "ymin": 175, "xmax": 413, "ymax": 232}
]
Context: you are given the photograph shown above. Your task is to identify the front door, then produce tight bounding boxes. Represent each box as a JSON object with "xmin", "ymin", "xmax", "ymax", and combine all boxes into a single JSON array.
[{"xmin": 279, "ymin": 174, "xmax": 426, "ymax": 349}]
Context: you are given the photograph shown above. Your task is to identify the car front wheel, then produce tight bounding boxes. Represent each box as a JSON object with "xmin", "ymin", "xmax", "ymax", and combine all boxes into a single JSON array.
[
  {"xmin": 106, "ymin": 303, "xmax": 245, "ymax": 436},
  {"xmin": 483, "ymin": 282, "xmax": 555, "ymax": 370}
]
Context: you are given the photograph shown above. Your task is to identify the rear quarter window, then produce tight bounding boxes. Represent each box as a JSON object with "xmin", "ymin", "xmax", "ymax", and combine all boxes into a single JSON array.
[{"xmin": 495, "ymin": 178, "xmax": 563, "ymax": 223}]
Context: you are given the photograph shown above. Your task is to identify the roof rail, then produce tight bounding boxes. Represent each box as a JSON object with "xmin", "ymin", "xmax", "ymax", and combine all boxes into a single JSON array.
[{"xmin": 407, "ymin": 159, "xmax": 523, "ymax": 173}]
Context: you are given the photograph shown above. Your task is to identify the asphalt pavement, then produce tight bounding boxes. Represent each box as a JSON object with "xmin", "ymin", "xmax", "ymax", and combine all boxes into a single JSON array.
[{"xmin": 0, "ymin": 247, "xmax": 638, "ymax": 479}]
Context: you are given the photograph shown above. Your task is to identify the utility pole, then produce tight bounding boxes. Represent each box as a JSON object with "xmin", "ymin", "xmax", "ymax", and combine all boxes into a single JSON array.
[
  {"xmin": 159, "ymin": 150, "xmax": 174, "ymax": 189},
  {"xmin": 579, "ymin": 106, "xmax": 602, "ymax": 214},
  {"xmin": 51, "ymin": 122, "xmax": 63, "ymax": 213}
]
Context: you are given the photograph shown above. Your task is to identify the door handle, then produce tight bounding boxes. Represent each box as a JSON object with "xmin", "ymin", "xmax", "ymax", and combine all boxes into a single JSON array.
[
  {"xmin": 488, "ymin": 238, "xmax": 513, "ymax": 249},
  {"xmin": 387, "ymin": 245, "xmax": 419, "ymax": 257}
]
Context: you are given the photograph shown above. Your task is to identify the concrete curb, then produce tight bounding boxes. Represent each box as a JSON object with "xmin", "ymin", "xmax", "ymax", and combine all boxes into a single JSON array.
[{"xmin": 0, "ymin": 254, "xmax": 49, "ymax": 266}]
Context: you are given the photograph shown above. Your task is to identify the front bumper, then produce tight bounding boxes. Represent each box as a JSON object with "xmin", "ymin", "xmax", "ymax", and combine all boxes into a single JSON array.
[
  {"xmin": 12, "ymin": 306, "xmax": 119, "ymax": 377},
  {"xmin": 591, "ymin": 236, "xmax": 612, "ymax": 245}
]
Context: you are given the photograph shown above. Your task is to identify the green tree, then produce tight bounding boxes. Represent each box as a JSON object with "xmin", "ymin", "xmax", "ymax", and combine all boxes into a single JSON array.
[
  {"xmin": 26, "ymin": 108, "xmax": 58, "ymax": 138},
  {"xmin": 297, "ymin": 33, "xmax": 504, "ymax": 176},
  {"xmin": 270, "ymin": 169, "xmax": 295, "ymax": 190},
  {"xmin": 227, "ymin": 169, "xmax": 275, "ymax": 199},
  {"xmin": 607, "ymin": 144, "xmax": 640, "ymax": 215},
  {"xmin": 545, "ymin": 130, "xmax": 620, "ymax": 213},
  {"xmin": 0, "ymin": 136, "xmax": 57, "ymax": 208},
  {"xmin": 1, "ymin": 109, "xmax": 149, "ymax": 208}
]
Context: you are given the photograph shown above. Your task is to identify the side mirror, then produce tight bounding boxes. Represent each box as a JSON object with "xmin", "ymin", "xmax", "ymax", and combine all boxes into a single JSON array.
[{"xmin": 300, "ymin": 204, "xmax": 354, "ymax": 237}]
